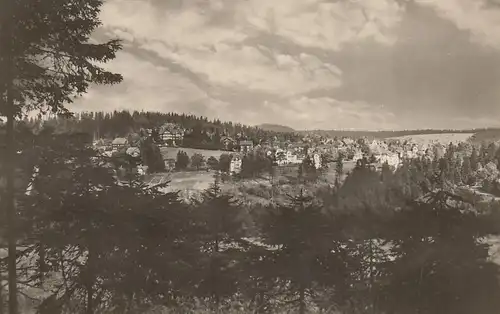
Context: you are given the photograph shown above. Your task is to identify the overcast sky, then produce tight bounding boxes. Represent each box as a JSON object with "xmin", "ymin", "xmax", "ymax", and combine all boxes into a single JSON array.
[{"xmin": 72, "ymin": 0, "xmax": 500, "ymax": 130}]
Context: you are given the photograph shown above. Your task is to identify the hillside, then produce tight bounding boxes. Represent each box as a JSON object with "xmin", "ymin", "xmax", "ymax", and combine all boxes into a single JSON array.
[
  {"xmin": 387, "ymin": 133, "xmax": 475, "ymax": 145},
  {"xmin": 25, "ymin": 111, "xmax": 302, "ymax": 149},
  {"xmin": 300, "ymin": 128, "xmax": 500, "ymax": 140},
  {"xmin": 258, "ymin": 123, "xmax": 295, "ymax": 133}
]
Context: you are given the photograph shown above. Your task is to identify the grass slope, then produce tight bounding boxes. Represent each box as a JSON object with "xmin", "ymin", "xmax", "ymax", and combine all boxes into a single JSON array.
[
  {"xmin": 387, "ymin": 133, "xmax": 475, "ymax": 145},
  {"xmin": 160, "ymin": 147, "xmax": 228, "ymax": 160}
]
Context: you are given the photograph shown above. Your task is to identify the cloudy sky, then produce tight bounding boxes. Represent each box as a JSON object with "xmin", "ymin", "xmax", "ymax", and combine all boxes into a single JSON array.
[{"xmin": 72, "ymin": 0, "xmax": 500, "ymax": 130}]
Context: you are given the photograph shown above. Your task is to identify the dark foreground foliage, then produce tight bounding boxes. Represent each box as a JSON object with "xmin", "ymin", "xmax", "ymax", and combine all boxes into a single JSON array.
[{"xmin": 1, "ymin": 126, "xmax": 500, "ymax": 314}]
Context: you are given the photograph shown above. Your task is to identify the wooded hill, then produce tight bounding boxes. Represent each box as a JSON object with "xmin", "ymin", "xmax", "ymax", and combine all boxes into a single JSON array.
[{"xmin": 23, "ymin": 111, "xmax": 302, "ymax": 149}]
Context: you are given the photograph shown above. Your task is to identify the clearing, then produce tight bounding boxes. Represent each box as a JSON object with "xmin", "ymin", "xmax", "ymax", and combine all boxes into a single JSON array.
[
  {"xmin": 160, "ymin": 147, "xmax": 228, "ymax": 160},
  {"xmin": 145, "ymin": 170, "xmax": 216, "ymax": 191},
  {"xmin": 386, "ymin": 133, "xmax": 475, "ymax": 145}
]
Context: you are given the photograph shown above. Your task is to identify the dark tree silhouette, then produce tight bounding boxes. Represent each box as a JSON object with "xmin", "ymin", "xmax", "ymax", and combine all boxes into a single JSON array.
[
  {"xmin": 0, "ymin": 1, "xmax": 123, "ymax": 311},
  {"xmin": 175, "ymin": 150, "xmax": 189, "ymax": 170},
  {"xmin": 218, "ymin": 154, "xmax": 231, "ymax": 173},
  {"xmin": 140, "ymin": 138, "xmax": 165, "ymax": 173},
  {"xmin": 190, "ymin": 178, "xmax": 247, "ymax": 312},
  {"xmin": 259, "ymin": 190, "xmax": 354, "ymax": 314},
  {"xmin": 379, "ymin": 190, "xmax": 500, "ymax": 314},
  {"xmin": 191, "ymin": 153, "xmax": 205, "ymax": 170},
  {"xmin": 207, "ymin": 156, "xmax": 219, "ymax": 170}
]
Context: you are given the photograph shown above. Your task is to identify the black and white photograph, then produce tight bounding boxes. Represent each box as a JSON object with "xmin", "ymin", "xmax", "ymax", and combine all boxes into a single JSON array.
[{"xmin": 2, "ymin": 0, "xmax": 500, "ymax": 313}]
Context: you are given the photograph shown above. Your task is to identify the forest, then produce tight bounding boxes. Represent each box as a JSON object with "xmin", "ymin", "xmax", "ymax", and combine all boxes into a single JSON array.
[
  {"xmin": 24, "ymin": 111, "xmax": 302, "ymax": 150},
  {"xmin": 2, "ymin": 123, "xmax": 500, "ymax": 314}
]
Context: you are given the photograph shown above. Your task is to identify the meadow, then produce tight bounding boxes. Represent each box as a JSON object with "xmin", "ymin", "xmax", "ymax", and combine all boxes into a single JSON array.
[
  {"xmin": 160, "ymin": 147, "xmax": 228, "ymax": 160},
  {"xmin": 386, "ymin": 132, "xmax": 475, "ymax": 145}
]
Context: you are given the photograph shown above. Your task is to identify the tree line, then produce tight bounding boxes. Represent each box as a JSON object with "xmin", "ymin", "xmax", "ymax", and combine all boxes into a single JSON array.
[
  {"xmin": 24, "ymin": 110, "xmax": 302, "ymax": 151},
  {"xmin": 301, "ymin": 128, "xmax": 500, "ymax": 142}
]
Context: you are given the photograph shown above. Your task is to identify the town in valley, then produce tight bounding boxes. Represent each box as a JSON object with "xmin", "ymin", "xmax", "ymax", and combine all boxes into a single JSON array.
[{"xmin": 3, "ymin": 1, "xmax": 500, "ymax": 314}]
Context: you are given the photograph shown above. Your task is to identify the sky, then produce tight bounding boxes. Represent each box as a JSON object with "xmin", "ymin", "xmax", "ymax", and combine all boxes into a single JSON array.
[{"xmin": 71, "ymin": 0, "xmax": 500, "ymax": 131}]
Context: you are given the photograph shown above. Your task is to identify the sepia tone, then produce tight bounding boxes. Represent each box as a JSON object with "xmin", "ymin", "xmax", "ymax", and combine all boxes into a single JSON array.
[{"xmin": 2, "ymin": 0, "xmax": 500, "ymax": 313}]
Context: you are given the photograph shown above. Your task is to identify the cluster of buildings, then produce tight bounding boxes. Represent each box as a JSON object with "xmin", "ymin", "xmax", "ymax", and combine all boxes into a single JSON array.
[
  {"xmin": 95, "ymin": 120, "xmax": 458, "ymax": 178},
  {"xmin": 227, "ymin": 142, "xmax": 324, "ymax": 175},
  {"xmin": 355, "ymin": 138, "xmax": 451, "ymax": 171}
]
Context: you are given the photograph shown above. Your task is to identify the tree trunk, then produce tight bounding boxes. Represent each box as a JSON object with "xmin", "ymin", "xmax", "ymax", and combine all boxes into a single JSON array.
[
  {"xmin": 0, "ymin": 272, "xmax": 4, "ymax": 314},
  {"xmin": 213, "ymin": 237, "xmax": 219, "ymax": 313},
  {"xmin": 86, "ymin": 245, "xmax": 95, "ymax": 314},
  {"xmin": 38, "ymin": 242, "xmax": 46, "ymax": 287},
  {"xmin": 254, "ymin": 290, "xmax": 265, "ymax": 314},
  {"xmin": 368, "ymin": 239, "xmax": 374, "ymax": 307},
  {"xmin": 5, "ymin": 56, "xmax": 18, "ymax": 314},
  {"xmin": 299, "ymin": 285, "xmax": 306, "ymax": 314},
  {"xmin": 1, "ymin": 2, "xmax": 18, "ymax": 311}
]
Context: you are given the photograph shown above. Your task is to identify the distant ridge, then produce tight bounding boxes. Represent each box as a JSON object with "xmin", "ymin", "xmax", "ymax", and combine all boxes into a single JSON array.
[{"xmin": 258, "ymin": 123, "xmax": 296, "ymax": 133}]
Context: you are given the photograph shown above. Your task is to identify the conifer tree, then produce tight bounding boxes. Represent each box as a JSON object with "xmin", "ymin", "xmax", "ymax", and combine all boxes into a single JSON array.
[
  {"xmin": 175, "ymin": 150, "xmax": 189, "ymax": 170},
  {"xmin": 335, "ymin": 154, "xmax": 344, "ymax": 183},
  {"xmin": 379, "ymin": 189, "xmax": 500, "ymax": 314},
  {"xmin": 470, "ymin": 147, "xmax": 479, "ymax": 172},
  {"xmin": 259, "ymin": 190, "xmax": 353, "ymax": 314},
  {"xmin": 190, "ymin": 177, "xmax": 246, "ymax": 311},
  {"xmin": 461, "ymin": 156, "xmax": 472, "ymax": 185},
  {"xmin": 1, "ymin": 2, "xmax": 122, "ymax": 311}
]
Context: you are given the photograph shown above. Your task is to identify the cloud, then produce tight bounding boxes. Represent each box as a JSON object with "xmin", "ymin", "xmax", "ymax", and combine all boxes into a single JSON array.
[
  {"xmin": 236, "ymin": 0, "xmax": 403, "ymax": 50},
  {"xmin": 422, "ymin": 0, "xmax": 500, "ymax": 49},
  {"xmin": 69, "ymin": 50, "xmax": 233, "ymax": 121},
  {"xmin": 260, "ymin": 97, "xmax": 399, "ymax": 131},
  {"xmin": 70, "ymin": 0, "xmax": 500, "ymax": 130},
  {"xmin": 140, "ymin": 41, "xmax": 342, "ymax": 96},
  {"xmin": 97, "ymin": 0, "xmax": 400, "ymax": 98},
  {"xmin": 90, "ymin": 0, "xmax": 398, "ymax": 127}
]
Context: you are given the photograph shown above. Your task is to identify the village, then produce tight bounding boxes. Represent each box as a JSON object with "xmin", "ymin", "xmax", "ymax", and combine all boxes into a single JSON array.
[
  {"xmin": 91, "ymin": 121, "xmax": 460, "ymax": 181},
  {"xmin": 5, "ymin": 1, "xmax": 500, "ymax": 313}
]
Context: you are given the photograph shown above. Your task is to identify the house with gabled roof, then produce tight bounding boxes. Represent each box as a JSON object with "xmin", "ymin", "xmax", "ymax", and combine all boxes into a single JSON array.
[
  {"xmin": 221, "ymin": 136, "xmax": 237, "ymax": 151},
  {"xmin": 239, "ymin": 140, "xmax": 254, "ymax": 154},
  {"xmin": 111, "ymin": 137, "xmax": 128, "ymax": 150}
]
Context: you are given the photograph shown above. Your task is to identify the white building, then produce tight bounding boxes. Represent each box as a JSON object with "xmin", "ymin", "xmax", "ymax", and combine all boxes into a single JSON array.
[
  {"xmin": 313, "ymin": 153, "xmax": 322, "ymax": 169},
  {"xmin": 126, "ymin": 147, "xmax": 141, "ymax": 158},
  {"xmin": 379, "ymin": 153, "xmax": 400, "ymax": 170},
  {"xmin": 275, "ymin": 149, "xmax": 288, "ymax": 166},
  {"xmin": 230, "ymin": 155, "xmax": 242, "ymax": 174},
  {"xmin": 353, "ymin": 150, "xmax": 363, "ymax": 162},
  {"xmin": 159, "ymin": 123, "xmax": 184, "ymax": 146}
]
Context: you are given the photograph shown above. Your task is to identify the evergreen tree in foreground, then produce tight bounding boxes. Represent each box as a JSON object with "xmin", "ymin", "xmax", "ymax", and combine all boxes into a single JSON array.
[
  {"xmin": 259, "ymin": 190, "xmax": 355, "ymax": 314},
  {"xmin": 190, "ymin": 177, "xmax": 247, "ymax": 312},
  {"xmin": 1, "ymin": 1, "xmax": 122, "ymax": 311},
  {"xmin": 379, "ymin": 189, "xmax": 500, "ymax": 314}
]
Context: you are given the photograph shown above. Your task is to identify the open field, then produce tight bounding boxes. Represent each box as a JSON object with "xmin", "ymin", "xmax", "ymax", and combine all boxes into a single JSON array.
[
  {"xmin": 160, "ymin": 147, "xmax": 228, "ymax": 160},
  {"xmin": 386, "ymin": 133, "xmax": 475, "ymax": 145},
  {"xmin": 143, "ymin": 160, "xmax": 359, "ymax": 205},
  {"xmin": 145, "ymin": 160, "xmax": 358, "ymax": 195},
  {"xmin": 146, "ymin": 170, "xmax": 216, "ymax": 192}
]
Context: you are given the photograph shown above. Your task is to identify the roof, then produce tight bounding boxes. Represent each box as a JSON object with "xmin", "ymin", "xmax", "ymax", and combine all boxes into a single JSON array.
[
  {"xmin": 112, "ymin": 138, "xmax": 128, "ymax": 145},
  {"xmin": 221, "ymin": 136, "xmax": 236, "ymax": 143}
]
